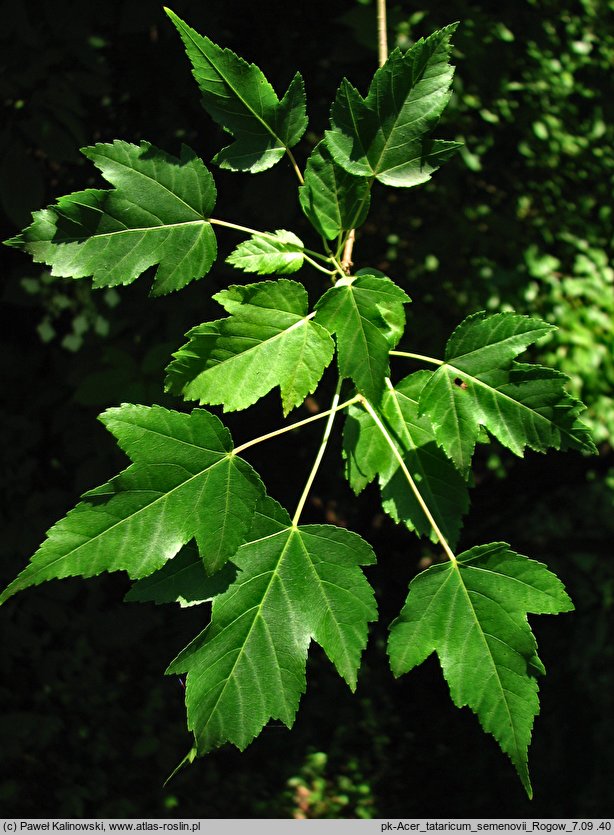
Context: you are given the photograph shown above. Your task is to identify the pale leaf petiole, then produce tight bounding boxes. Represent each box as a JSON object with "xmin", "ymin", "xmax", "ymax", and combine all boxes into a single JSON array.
[
  {"xmin": 292, "ymin": 378, "xmax": 344, "ymax": 526},
  {"xmin": 359, "ymin": 389, "xmax": 457, "ymax": 564},
  {"xmin": 285, "ymin": 147, "xmax": 304, "ymax": 185},
  {"xmin": 210, "ymin": 217, "xmax": 336, "ymax": 276},
  {"xmin": 389, "ymin": 350, "xmax": 444, "ymax": 367},
  {"xmin": 233, "ymin": 390, "xmax": 360, "ymax": 457},
  {"xmin": 303, "ymin": 254, "xmax": 338, "ymax": 276}
]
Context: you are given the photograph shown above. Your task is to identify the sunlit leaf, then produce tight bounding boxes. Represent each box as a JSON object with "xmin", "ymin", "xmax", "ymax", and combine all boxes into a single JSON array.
[
  {"xmin": 0, "ymin": 406, "xmax": 263, "ymax": 604},
  {"xmin": 315, "ymin": 273, "xmax": 409, "ymax": 401},
  {"xmin": 166, "ymin": 279, "xmax": 334, "ymax": 414},
  {"xmin": 168, "ymin": 496, "xmax": 377, "ymax": 753},
  {"xmin": 325, "ymin": 25, "xmax": 461, "ymax": 187},
  {"xmin": 226, "ymin": 229, "xmax": 304, "ymax": 275},
  {"xmin": 389, "ymin": 542, "xmax": 574, "ymax": 797},
  {"xmin": 166, "ymin": 8, "xmax": 307, "ymax": 173},
  {"xmin": 5, "ymin": 141, "xmax": 217, "ymax": 296},
  {"xmin": 419, "ymin": 311, "xmax": 597, "ymax": 472}
]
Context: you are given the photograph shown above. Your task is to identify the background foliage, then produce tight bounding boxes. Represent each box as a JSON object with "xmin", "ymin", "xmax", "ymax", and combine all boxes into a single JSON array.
[{"xmin": 1, "ymin": 0, "xmax": 612, "ymax": 817}]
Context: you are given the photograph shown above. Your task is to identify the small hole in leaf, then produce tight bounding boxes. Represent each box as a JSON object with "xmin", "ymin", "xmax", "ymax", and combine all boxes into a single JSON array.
[{"xmin": 454, "ymin": 377, "xmax": 468, "ymax": 390}]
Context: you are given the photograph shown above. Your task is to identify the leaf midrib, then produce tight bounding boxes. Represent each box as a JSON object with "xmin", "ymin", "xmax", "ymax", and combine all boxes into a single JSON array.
[
  {"xmin": 192, "ymin": 313, "xmax": 315, "ymax": 376},
  {"xmin": 297, "ymin": 532, "xmax": 366, "ymax": 687},
  {"xmin": 370, "ymin": 54, "xmax": 452, "ymax": 178},
  {"xmin": 441, "ymin": 361, "xmax": 583, "ymax": 448},
  {"xmin": 47, "ymin": 219, "xmax": 207, "ymax": 245},
  {"xmin": 463, "ymin": 562, "xmax": 568, "ymax": 609},
  {"xmin": 196, "ymin": 529, "xmax": 298, "ymax": 742},
  {"xmin": 329, "ymin": 287, "xmax": 383, "ymax": 397},
  {"xmin": 104, "ymin": 413, "xmax": 231, "ymax": 457},
  {"xmin": 447, "ymin": 326, "xmax": 551, "ymax": 366},
  {"xmin": 448, "ymin": 565, "xmax": 525, "ymax": 764}
]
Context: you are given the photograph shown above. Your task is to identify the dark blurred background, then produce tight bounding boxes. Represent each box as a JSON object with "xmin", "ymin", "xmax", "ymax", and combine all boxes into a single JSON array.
[{"xmin": 1, "ymin": 0, "xmax": 612, "ymax": 818}]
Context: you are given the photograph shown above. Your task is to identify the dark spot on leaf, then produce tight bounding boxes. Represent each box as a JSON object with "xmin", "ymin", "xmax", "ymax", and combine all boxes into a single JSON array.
[{"xmin": 454, "ymin": 377, "xmax": 468, "ymax": 390}]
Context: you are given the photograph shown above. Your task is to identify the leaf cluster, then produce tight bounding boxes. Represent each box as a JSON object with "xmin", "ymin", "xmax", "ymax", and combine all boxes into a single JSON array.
[{"xmin": 1, "ymin": 7, "xmax": 597, "ymax": 799}]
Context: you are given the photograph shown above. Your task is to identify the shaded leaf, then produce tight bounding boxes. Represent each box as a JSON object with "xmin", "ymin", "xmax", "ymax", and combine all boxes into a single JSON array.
[
  {"xmin": 418, "ymin": 311, "xmax": 596, "ymax": 472},
  {"xmin": 165, "ymin": 279, "xmax": 334, "ymax": 414},
  {"xmin": 325, "ymin": 25, "xmax": 461, "ymax": 187},
  {"xmin": 125, "ymin": 542, "xmax": 237, "ymax": 607},
  {"xmin": 168, "ymin": 496, "xmax": 377, "ymax": 754},
  {"xmin": 315, "ymin": 273, "xmax": 410, "ymax": 401},
  {"xmin": 226, "ymin": 229, "xmax": 304, "ymax": 275},
  {"xmin": 5, "ymin": 141, "xmax": 217, "ymax": 296},
  {"xmin": 299, "ymin": 142, "xmax": 371, "ymax": 240},
  {"xmin": 0, "ymin": 406, "xmax": 263, "ymax": 604},
  {"xmin": 166, "ymin": 9, "xmax": 307, "ymax": 173},
  {"xmin": 343, "ymin": 371, "xmax": 468, "ymax": 546},
  {"xmin": 388, "ymin": 543, "xmax": 574, "ymax": 797}
]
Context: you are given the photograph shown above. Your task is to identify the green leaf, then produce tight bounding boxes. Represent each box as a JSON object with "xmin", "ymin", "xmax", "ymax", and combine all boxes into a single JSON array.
[
  {"xmin": 226, "ymin": 229, "xmax": 304, "ymax": 275},
  {"xmin": 388, "ymin": 543, "xmax": 574, "ymax": 797},
  {"xmin": 343, "ymin": 372, "xmax": 469, "ymax": 547},
  {"xmin": 0, "ymin": 406, "xmax": 263, "ymax": 604},
  {"xmin": 168, "ymin": 496, "xmax": 377, "ymax": 754},
  {"xmin": 315, "ymin": 273, "xmax": 410, "ymax": 401},
  {"xmin": 5, "ymin": 141, "xmax": 217, "ymax": 296},
  {"xmin": 125, "ymin": 542, "xmax": 237, "ymax": 607},
  {"xmin": 353, "ymin": 268, "xmax": 408, "ymax": 349},
  {"xmin": 299, "ymin": 142, "xmax": 371, "ymax": 240},
  {"xmin": 165, "ymin": 279, "xmax": 335, "ymax": 415},
  {"xmin": 418, "ymin": 311, "xmax": 597, "ymax": 472},
  {"xmin": 325, "ymin": 25, "xmax": 462, "ymax": 187},
  {"xmin": 165, "ymin": 9, "xmax": 307, "ymax": 173}
]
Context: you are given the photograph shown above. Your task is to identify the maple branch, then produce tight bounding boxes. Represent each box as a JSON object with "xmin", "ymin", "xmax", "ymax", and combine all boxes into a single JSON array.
[
  {"xmin": 340, "ymin": 229, "xmax": 356, "ymax": 274},
  {"xmin": 339, "ymin": 1, "xmax": 389, "ymax": 276},
  {"xmin": 377, "ymin": 0, "xmax": 388, "ymax": 69}
]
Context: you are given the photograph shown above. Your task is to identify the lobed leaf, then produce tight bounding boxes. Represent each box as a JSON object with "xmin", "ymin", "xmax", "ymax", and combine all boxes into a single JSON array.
[
  {"xmin": 299, "ymin": 142, "xmax": 371, "ymax": 240},
  {"xmin": 343, "ymin": 371, "xmax": 469, "ymax": 547},
  {"xmin": 418, "ymin": 311, "xmax": 597, "ymax": 472},
  {"xmin": 168, "ymin": 496, "xmax": 377, "ymax": 754},
  {"xmin": 166, "ymin": 9, "xmax": 307, "ymax": 173},
  {"xmin": 226, "ymin": 229, "xmax": 304, "ymax": 275},
  {"xmin": 6, "ymin": 141, "xmax": 218, "ymax": 296},
  {"xmin": 325, "ymin": 25, "xmax": 462, "ymax": 187},
  {"xmin": 315, "ymin": 273, "xmax": 410, "ymax": 402},
  {"xmin": 0, "ymin": 406, "xmax": 263, "ymax": 604},
  {"xmin": 388, "ymin": 543, "xmax": 574, "ymax": 796},
  {"xmin": 165, "ymin": 279, "xmax": 335, "ymax": 415}
]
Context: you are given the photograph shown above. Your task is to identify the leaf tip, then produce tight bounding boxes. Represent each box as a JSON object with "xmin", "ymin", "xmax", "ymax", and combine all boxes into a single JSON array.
[
  {"xmin": 163, "ymin": 745, "xmax": 198, "ymax": 786},
  {"xmin": 519, "ymin": 767, "xmax": 533, "ymax": 800},
  {"xmin": 0, "ymin": 575, "xmax": 30, "ymax": 607},
  {"xmin": 3, "ymin": 234, "xmax": 24, "ymax": 249}
]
